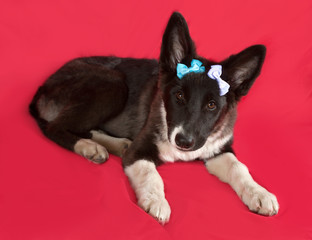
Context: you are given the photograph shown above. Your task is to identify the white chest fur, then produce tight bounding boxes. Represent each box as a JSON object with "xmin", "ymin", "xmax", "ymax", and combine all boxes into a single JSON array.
[{"xmin": 157, "ymin": 133, "xmax": 232, "ymax": 162}]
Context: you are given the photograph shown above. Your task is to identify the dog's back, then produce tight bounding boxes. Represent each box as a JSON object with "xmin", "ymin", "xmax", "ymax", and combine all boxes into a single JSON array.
[{"xmin": 29, "ymin": 56, "xmax": 158, "ymax": 162}]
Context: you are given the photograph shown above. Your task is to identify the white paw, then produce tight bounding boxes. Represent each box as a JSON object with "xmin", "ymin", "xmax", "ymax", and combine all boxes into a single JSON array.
[
  {"xmin": 241, "ymin": 184, "xmax": 279, "ymax": 216},
  {"xmin": 139, "ymin": 197, "xmax": 171, "ymax": 224},
  {"xmin": 74, "ymin": 139, "xmax": 109, "ymax": 164}
]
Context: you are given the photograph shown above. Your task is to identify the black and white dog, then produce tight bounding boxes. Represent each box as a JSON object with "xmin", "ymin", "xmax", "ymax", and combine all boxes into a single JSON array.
[{"xmin": 30, "ymin": 12, "xmax": 279, "ymax": 224}]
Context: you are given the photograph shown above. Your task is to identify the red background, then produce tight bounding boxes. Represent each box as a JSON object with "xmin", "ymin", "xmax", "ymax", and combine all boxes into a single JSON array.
[{"xmin": 1, "ymin": 0, "xmax": 312, "ymax": 239}]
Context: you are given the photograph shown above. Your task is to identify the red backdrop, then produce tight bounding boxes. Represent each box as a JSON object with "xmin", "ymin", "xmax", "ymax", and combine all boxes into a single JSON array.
[{"xmin": 1, "ymin": 0, "xmax": 312, "ymax": 239}]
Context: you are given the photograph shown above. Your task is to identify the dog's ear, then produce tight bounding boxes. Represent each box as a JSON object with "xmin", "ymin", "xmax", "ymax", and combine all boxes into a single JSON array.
[
  {"xmin": 160, "ymin": 12, "xmax": 196, "ymax": 72},
  {"xmin": 222, "ymin": 45, "xmax": 266, "ymax": 98}
]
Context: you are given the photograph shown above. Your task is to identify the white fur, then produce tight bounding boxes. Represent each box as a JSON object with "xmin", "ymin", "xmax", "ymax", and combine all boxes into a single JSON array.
[
  {"xmin": 37, "ymin": 96, "xmax": 62, "ymax": 122},
  {"xmin": 157, "ymin": 134, "xmax": 232, "ymax": 162},
  {"xmin": 124, "ymin": 160, "xmax": 171, "ymax": 224},
  {"xmin": 74, "ymin": 139, "xmax": 109, "ymax": 163},
  {"xmin": 169, "ymin": 125, "xmax": 183, "ymax": 148},
  {"xmin": 205, "ymin": 152, "xmax": 279, "ymax": 216},
  {"xmin": 157, "ymin": 101, "xmax": 233, "ymax": 162}
]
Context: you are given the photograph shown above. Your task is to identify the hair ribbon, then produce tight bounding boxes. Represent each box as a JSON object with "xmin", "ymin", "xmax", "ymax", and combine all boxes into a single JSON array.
[{"xmin": 176, "ymin": 59, "xmax": 230, "ymax": 96}]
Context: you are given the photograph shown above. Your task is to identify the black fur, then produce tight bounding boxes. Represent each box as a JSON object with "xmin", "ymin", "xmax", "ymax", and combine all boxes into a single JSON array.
[{"xmin": 29, "ymin": 12, "xmax": 266, "ymax": 167}]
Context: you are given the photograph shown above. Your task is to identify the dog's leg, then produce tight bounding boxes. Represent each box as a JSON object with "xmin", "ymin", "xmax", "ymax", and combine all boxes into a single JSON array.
[
  {"xmin": 73, "ymin": 138, "xmax": 109, "ymax": 164},
  {"xmin": 43, "ymin": 123, "xmax": 109, "ymax": 164},
  {"xmin": 90, "ymin": 130, "xmax": 132, "ymax": 157},
  {"xmin": 205, "ymin": 152, "xmax": 279, "ymax": 216},
  {"xmin": 124, "ymin": 160, "xmax": 171, "ymax": 224}
]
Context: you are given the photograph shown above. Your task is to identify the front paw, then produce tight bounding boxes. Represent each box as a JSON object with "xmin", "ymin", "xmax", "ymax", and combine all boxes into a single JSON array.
[
  {"xmin": 139, "ymin": 197, "xmax": 171, "ymax": 224},
  {"xmin": 241, "ymin": 184, "xmax": 279, "ymax": 216}
]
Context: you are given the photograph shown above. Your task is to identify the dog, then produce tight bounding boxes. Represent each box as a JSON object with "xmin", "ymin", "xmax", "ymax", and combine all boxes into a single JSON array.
[{"xmin": 29, "ymin": 12, "xmax": 279, "ymax": 224}]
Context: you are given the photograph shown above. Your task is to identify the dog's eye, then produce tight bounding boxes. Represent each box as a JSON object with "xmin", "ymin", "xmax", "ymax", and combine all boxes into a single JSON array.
[
  {"xmin": 206, "ymin": 100, "xmax": 217, "ymax": 110},
  {"xmin": 175, "ymin": 91, "xmax": 185, "ymax": 103}
]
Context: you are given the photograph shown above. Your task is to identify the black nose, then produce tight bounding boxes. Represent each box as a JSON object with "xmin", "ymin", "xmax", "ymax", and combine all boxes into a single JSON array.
[{"xmin": 175, "ymin": 133, "xmax": 195, "ymax": 150}]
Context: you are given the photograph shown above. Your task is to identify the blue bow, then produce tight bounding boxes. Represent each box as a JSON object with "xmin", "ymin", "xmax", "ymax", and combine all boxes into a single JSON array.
[{"xmin": 176, "ymin": 59, "xmax": 205, "ymax": 79}]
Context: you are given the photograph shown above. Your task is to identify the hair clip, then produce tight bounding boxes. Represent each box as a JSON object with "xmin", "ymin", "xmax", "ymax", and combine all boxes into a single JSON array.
[
  {"xmin": 176, "ymin": 59, "xmax": 205, "ymax": 79},
  {"xmin": 207, "ymin": 65, "xmax": 230, "ymax": 96},
  {"xmin": 176, "ymin": 61, "xmax": 229, "ymax": 96}
]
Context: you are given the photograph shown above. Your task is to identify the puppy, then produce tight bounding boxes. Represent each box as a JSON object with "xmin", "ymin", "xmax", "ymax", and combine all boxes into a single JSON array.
[{"xmin": 30, "ymin": 12, "xmax": 279, "ymax": 224}]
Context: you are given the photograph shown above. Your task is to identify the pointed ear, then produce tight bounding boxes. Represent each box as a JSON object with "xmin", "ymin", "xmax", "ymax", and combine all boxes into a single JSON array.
[
  {"xmin": 160, "ymin": 12, "xmax": 196, "ymax": 72},
  {"xmin": 222, "ymin": 45, "xmax": 266, "ymax": 98}
]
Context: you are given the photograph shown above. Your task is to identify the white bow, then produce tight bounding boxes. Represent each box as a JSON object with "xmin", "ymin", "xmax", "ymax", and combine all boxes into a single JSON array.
[{"xmin": 207, "ymin": 65, "xmax": 230, "ymax": 96}]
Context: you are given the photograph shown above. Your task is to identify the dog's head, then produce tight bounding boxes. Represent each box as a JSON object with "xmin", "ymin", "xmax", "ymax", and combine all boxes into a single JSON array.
[{"xmin": 159, "ymin": 12, "xmax": 266, "ymax": 151}]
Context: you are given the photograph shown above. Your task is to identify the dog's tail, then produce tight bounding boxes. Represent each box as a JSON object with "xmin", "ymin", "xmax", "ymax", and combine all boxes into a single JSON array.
[{"xmin": 29, "ymin": 86, "xmax": 48, "ymax": 131}]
